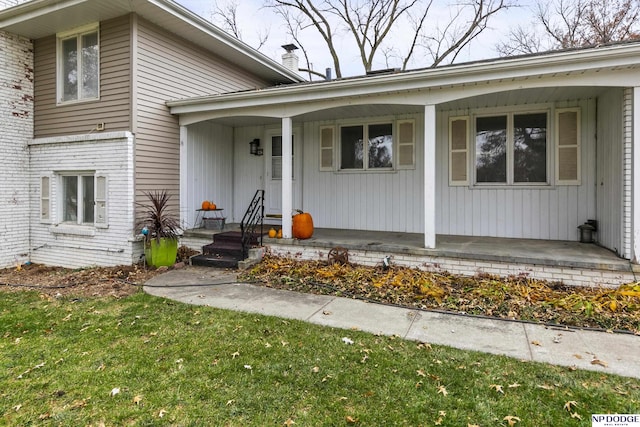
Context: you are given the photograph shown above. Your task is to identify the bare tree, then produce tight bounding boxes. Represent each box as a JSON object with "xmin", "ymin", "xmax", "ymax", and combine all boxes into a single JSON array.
[
  {"xmin": 497, "ymin": 0, "xmax": 640, "ymax": 56},
  {"xmin": 267, "ymin": 0, "xmax": 511, "ymax": 78},
  {"xmin": 211, "ymin": 0, "xmax": 269, "ymax": 50}
]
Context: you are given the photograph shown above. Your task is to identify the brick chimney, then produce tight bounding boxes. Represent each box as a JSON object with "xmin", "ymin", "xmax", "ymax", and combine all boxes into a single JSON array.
[{"xmin": 281, "ymin": 44, "xmax": 299, "ymax": 73}]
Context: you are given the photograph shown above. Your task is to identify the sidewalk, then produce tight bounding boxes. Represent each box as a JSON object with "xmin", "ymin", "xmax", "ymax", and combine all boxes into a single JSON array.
[{"xmin": 144, "ymin": 267, "xmax": 640, "ymax": 379}]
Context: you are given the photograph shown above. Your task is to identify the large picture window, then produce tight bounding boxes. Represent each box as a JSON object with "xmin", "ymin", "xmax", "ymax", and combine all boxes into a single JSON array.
[
  {"xmin": 340, "ymin": 123, "xmax": 393, "ymax": 170},
  {"xmin": 58, "ymin": 24, "xmax": 99, "ymax": 103},
  {"xmin": 475, "ymin": 112, "xmax": 548, "ymax": 185}
]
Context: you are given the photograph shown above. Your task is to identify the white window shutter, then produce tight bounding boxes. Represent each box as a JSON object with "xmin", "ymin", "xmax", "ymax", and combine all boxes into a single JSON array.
[
  {"xmin": 556, "ymin": 108, "xmax": 581, "ymax": 185},
  {"xmin": 449, "ymin": 117, "xmax": 469, "ymax": 185},
  {"xmin": 319, "ymin": 126, "xmax": 334, "ymax": 171},
  {"xmin": 95, "ymin": 175, "xmax": 108, "ymax": 227},
  {"xmin": 40, "ymin": 176, "xmax": 51, "ymax": 222},
  {"xmin": 397, "ymin": 119, "xmax": 415, "ymax": 169}
]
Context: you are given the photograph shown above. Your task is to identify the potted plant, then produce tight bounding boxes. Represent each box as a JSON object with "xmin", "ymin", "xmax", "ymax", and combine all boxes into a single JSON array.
[{"xmin": 137, "ymin": 190, "xmax": 181, "ymax": 267}]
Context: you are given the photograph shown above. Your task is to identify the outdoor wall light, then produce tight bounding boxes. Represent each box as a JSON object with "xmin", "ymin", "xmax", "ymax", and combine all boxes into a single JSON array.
[{"xmin": 250, "ymin": 138, "xmax": 263, "ymax": 156}]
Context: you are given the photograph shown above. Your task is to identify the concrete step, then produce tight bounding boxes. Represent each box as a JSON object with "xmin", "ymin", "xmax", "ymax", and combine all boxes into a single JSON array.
[{"xmin": 202, "ymin": 242, "xmax": 243, "ymax": 258}]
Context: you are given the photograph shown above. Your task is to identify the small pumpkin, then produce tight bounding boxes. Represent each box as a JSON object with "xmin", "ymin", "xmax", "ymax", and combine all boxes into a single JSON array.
[
  {"xmin": 292, "ymin": 210, "xmax": 313, "ymax": 239},
  {"xmin": 201, "ymin": 200, "xmax": 211, "ymax": 210},
  {"xmin": 268, "ymin": 227, "xmax": 277, "ymax": 238},
  {"xmin": 209, "ymin": 202, "xmax": 217, "ymax": 210},
  {"xmin": 276, "ymin": 228, "xmax": 283, "ymax": 238}
]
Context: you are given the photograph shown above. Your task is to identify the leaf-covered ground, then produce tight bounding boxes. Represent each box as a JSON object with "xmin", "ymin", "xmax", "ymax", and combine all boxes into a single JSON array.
[{"xmin": 240, "ymin": 255, "xmax": 640, "ymax": 334}]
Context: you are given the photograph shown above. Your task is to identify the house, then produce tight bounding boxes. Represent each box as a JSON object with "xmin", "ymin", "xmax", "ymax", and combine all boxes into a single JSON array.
[
  {"xmin": 167, "ymin": 41, "xmax": 640, "ymax": 287},
  {"xmin": 2, "ymin": 0, "xmax": 640, "ymax": 288},
  {"xmin": 0, "ymin": 0, "xmax": 302, "ymax": 269}
]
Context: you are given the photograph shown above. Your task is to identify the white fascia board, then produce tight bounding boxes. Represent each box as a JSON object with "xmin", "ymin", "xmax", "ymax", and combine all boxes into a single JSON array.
[{"xmin": 168, "ymin": 42, "xmax": 640, "ymax": 115}]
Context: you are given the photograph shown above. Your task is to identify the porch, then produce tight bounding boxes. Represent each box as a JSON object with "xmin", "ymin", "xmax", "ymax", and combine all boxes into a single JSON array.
[{"xmin": 183, "ymin": 226, "xmax": 637, "ymax": 287}]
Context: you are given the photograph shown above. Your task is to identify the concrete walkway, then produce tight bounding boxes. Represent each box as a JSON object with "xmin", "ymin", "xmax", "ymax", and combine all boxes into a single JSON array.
[{"xmin": 144, "ymin": 267, "xmax": 640, "ymax": 379}]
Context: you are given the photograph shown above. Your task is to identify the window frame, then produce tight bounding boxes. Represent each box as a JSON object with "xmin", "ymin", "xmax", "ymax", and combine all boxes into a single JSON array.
[
  {"xmin": 58, "ymin": 172, "xmax": 98, "ymax": 226},
  {"xmin": 338, "ymin": 120, "xmax": 397, "ymax": 172},
  {"xmin": 56, "ymin": 23, "xmax": 100, "ymax": 105},
  {"xmin": 472, "ymin": 108, "xmax": 551, "ymax": 187}
]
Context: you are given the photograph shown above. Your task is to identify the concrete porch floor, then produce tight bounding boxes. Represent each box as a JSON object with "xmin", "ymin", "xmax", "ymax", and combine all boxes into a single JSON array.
[{"xmin": 186, "ymin": 225, "xmax": 636, "ymax": 274}]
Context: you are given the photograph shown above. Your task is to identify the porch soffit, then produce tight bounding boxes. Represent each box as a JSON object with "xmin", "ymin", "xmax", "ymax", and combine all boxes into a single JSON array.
[{"xmin": 0, "ymin": 0, "xmax": 302, "ymax": 85}]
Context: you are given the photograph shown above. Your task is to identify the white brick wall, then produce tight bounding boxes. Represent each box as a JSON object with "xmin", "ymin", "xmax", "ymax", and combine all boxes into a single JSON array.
[
  {"xmin": 29, "ymin": 132, "xmax": 137, "ymax": 268},
  {"xmin": 0, "ymin": 30, "xmax": 33, "ymax": 268},
  {"xmin": 268, "ymin": 244, "xmax": 635, "ymax": 288}
]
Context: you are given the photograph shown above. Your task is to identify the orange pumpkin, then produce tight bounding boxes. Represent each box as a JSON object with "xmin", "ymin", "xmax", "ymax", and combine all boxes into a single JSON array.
[
  {"xmin": 276, "ymin": 228, "xmax": 283, "ymax": 238},
  {"xmin": 268, "ymin": 227, "xmax": 277, "ymax": 238},
  {"xmin": 292, "ymin": 210, "xmax": 313, "ymax": 239},
  {"xmin": 209, "ymin": 202, "xmax": 217, "ymax": 210},
  {"xmin": 201, "ymin": 200, "xmax": 211, "ymax": 210}
]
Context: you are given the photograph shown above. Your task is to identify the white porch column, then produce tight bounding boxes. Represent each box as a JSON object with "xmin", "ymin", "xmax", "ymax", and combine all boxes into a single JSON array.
[
  {"xmin": 424, "ymin": 105, "xmax": 436, "ymax": 248},
  {"xmin": 282, "ymin": 117, "xmax": 293, "ymax": 238},
  {"xmin": 632, "ymin": 87, "xmax": 640, "ymax": 262},
  {"xmin": 179, "ymin": 125, "xmax": 189, "ymax": 228}
]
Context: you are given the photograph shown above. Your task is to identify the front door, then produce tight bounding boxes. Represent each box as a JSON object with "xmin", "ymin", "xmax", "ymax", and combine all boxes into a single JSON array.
[{"xmin": 264, "ymin": 128, "xmax": 302, "ymax": 215}]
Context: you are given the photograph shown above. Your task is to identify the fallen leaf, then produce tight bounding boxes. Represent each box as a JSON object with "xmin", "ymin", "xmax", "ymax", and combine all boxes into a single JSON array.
[
  {"xmin": 531, "ymin": 340, "xmax": 541, "ymax": 346},
  {"xmin": 265, "ymin": 342, "xmax": 272, "ymax": 348},
  {"xmin": 283, "ymin": 419, "xmax": 295, "ymax": 426},
  {"xmin": 439, "ymin": 411, "xmax": 446, "ymax": 416},
  {"xmin": 416, "ymin": 369, "xmax": 427, "ymax": 377},
  {"xmin": 133, "ymin": 395, "xmax": 143, "ymax": 405},
  {"xmin": 508, "ymin": 383, "xmax": 521, "ymax": 388},
  {"xmin": 110, "ymin": 387, "xmax": 120, "ymax": 397},
  {"xmin": 159, "ymin": 409, "xmax": 167, "ymax": 418},
  {"xmin": 435, "ymin": 417, "xmax": 443, "ymax": 425},
  {"xmin": 312, "ymin": 366, "xmax": 320, "ymax": 373},
  {"xmin": 490, "ymin": 384, "xmax": 504, "ymax": 394},
  {"xmin": 504, "ymin": 415, "xmax": 521, "ymax": 426},
  {"xmin": 468, "ymin": 424, "xmax": 480, "ymax": 427},
  {"xmin": 537, "ymin": 384, "xmax": 554, "ymax": 390},
  {"xmin": 346, "ymin": 415, "xmax": 358, "ymax": 423},
  {"xmin": 591, "ymin": 359, "xmax": 608, "ymax": 367},
  {"xmin": 226, "ymin": 400, "xmax": 235, "ymax": 406},
  {"xmin": 14, "ymin": 404, "xmax": 22, "ymax": 411},
  {"xmin": 342, "ymin": 337, "xmax": 354, "ymax": 345},
  {"xmin": 322, "ymin": 310, "xmax": 332, "ymax": 315},
  {"xmin": 570, "ymin": 412, "xmax": 582, "ymax": 420},
  {"xmin": 437, "ymin": 385, "xmax": 448, "ymax": 396},
  {"xmin": 231, "ymin": 351, "xmax": 240, "ymax": 359},
  {"xmin": 563, "ymin": 401, "xmax": 577, "ymax": 412},
  {"xmin": 573, "ymin": 354, "xmax": 583, "ymax": 359}
]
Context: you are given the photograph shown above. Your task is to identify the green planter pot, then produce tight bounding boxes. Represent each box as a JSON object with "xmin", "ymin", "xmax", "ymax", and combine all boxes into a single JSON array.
[{"xmin": 146, "ymin": 238, "xmax": 178, "ymax": 267}]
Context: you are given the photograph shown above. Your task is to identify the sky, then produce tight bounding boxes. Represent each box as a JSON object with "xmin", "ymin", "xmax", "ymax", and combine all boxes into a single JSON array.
[{"xmin": 176, "ymin": 0, "xmax": 535, "ymax": 78}]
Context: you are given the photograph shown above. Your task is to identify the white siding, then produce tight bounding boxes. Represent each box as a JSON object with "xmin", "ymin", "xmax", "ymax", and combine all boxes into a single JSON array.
[
  {"xmin": 233, "ymin": 126, "xmax": 267, "ymax": 223},
  {"xmin": 623, "ymin": 88, "xmax": 633, "ymax": 259},
  {"xmin": 0, "ymin": 31, "xmax": 33, "ymax": 268},
  {"xmin": 182, "ymin": 121, "xmax": 234, "ymax": 228},
  {"xmin": 301, "ymin": 115, "xmax": 424, "ymax": 233},
  {"xmin": 437, "ymin": 99, "xmax": 597, "ymax": 241},
  {"xmin": 597, "ymin": 89, "xmax": 625, "ymax": 256},
  {"xmin": 28, "ymin": 132, "xmax": 136, "ymax": 268}
]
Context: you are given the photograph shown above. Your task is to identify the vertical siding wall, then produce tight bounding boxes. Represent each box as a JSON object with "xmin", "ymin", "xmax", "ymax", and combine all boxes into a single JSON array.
[
  {"xmin": 29, "ymin": 133, "xmax": 136, "ymax": 268},
  {"xmin": 301, "ymin": 115, "xmax": 425, "ymax": 233},
  {"xmin": 0, "ymin": 30, "xmax": 33, "ymax": 268},
  {"xmin": 596, "ymin": 89, "xmax": 625, "ymax": 256},
  {"xmin": 182, "ymin": 121, "xmax": 234, "ymax": 228},
  {"xmin": 33, "ymin": 15, "xmax": 132, "ymax": 137},
  {"xmin": 135, "ymin": 18, "xmax": 270, "ymax": 211},
  {"xmin": 437, "ymin": 99, "xmax": 597, "ymax": 241}
]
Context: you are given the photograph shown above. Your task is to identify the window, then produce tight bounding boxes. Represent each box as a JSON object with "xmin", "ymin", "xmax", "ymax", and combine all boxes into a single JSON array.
[
  {"xmin": 58, "ymin": 24, "xmax": 99, "ymax": 103},
  {"xmin": 340, "ymin": 123, "xmax": 393, "ymax": 170},
  {"xmin": 474, "ymin": 112, "xmax": 548, "ymax": 185},
  {"xmin": 271, "ymin": 135, "xmax": 294, "ymax": 179},
  {"xmin": 57, "ymin": 173, "xmax": 107, "ymax": 226}
]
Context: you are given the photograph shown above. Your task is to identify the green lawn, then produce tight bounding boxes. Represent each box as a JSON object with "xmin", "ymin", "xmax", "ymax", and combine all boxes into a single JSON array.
[{"xmin": 1, "ymin": 290, "xmax": 638, "ymax": 426}]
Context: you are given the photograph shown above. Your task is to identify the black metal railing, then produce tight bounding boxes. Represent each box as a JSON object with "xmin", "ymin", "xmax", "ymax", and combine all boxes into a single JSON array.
[{"xmin": 240, "ymin": 189, "xmax": 265, "ymax": 259}]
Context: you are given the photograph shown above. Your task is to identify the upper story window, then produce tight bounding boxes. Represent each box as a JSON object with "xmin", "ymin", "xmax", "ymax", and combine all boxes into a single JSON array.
[{"xmin": 57, "ymin": 24, "xmax": 99, "ymax": 104}]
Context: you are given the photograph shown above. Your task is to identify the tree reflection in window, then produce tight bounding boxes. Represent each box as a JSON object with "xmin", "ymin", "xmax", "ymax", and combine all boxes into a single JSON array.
[
  {"xmin": 368, "ymin": 123, "xmax": 393, "ymax": 168},
  {"xmin": 514, "ymin": 113, "xmax": 547, "ymax": 183},
  {"xmin": 476, "ymin": 116, "xmax": 507, "ymax": 183}
]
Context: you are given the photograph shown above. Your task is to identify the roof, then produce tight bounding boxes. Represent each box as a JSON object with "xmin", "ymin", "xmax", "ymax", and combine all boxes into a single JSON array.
[
  {"xmin": 166, "ymin": 40, "xmax": 640, "ymax": 124},
  {"xmin": 0, "ymin": 0, "xmax": 304, "ymax": 85}
]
